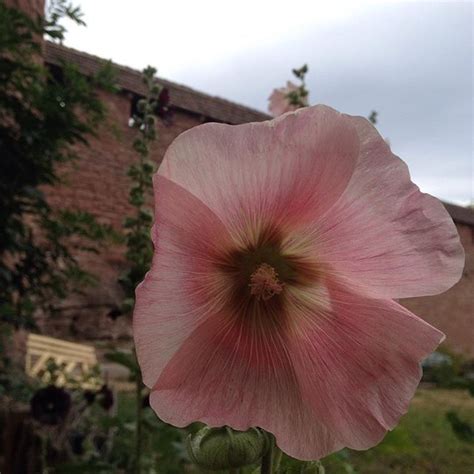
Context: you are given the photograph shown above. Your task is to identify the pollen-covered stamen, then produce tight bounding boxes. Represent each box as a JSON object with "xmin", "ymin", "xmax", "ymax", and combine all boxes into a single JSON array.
[{"xmin": 249, "ymin": 263, "xmax": 284, "ymax": 301}]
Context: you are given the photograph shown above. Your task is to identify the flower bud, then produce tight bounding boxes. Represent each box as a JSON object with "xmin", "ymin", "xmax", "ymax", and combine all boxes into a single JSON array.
[
  {"xmin": 187, "ymin": 426, "xmax": 269, "ymax": 471},
  {"xmin": 136, "ymin": 99, "xmax": 148, "ymax": 114},
  {"xmin": 145, "ymin": 115, "xmax": 156, "ymax": 127},
  {"xmin": 151, "ymin": 85, "xmax": 161, "ymax": 96}
]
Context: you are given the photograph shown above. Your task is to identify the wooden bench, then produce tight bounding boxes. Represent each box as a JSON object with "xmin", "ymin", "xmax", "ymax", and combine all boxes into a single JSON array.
[{"xmin": 25, "ymin": 333, "xmax": 100, "ymax": 389}]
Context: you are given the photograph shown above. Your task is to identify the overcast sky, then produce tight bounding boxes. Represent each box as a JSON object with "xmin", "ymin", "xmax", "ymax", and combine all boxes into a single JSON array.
[{"xmin": 64, "ymin": 0, "xmax": 473, "ymax": 205}]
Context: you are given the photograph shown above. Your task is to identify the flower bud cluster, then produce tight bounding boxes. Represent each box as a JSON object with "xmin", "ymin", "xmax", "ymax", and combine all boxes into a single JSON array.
[{"xmin": 187, "ymin": 426, "xmax": 269, "ymax": 471}]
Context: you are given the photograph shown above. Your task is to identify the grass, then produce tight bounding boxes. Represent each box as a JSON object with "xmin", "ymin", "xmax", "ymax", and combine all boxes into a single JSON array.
[{"xmin": 323, "ymin": 388, "xmax": 474, "ymax": 474}]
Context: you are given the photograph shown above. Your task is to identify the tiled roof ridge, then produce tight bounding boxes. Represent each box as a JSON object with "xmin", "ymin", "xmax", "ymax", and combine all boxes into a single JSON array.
[
  {"xmin": 44, "ymin": 41, "xmax": 271, "ymax": 125},
  {"xmin": 443, "ymin": 202, "xmax": 474, "ymax": 227}
]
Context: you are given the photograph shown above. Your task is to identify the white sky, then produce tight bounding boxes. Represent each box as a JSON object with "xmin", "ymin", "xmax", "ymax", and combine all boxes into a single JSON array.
[{"xmin": 63, "ymin": 0, "xmax": 473, "ymax": 205}]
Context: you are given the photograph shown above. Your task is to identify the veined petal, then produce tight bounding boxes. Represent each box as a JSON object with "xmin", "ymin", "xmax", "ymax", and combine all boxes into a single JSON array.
[
  {"xmin": 159, "ymin": 105, "xmax": 359, "ymax": 238},
  {"xmin": 147, "ymin": 279, "xmax": 442, "ymax": 460},
  {"xmin": 134, "ymin": 103, "xmax": 461, "ymax": 462},
  {"xmin": 150, "ymin": 307, "xmax": 342, "ymax": 460},
  {"xmin": 133, "ymin": 176, "xmax": 233, "ymax": 388},
  {"xmin": 289, "ymin": 282, "xmax": 444, "ymax": 455},
  {"xmin": 314, "ymin": 116, "xmax": 464, "ymax": 299}
]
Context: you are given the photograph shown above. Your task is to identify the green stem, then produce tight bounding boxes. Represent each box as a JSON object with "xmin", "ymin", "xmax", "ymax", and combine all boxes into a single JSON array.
[
  {"xmin": 261, "ymin": 435, "xmax": 274, "ymax": 474},
  {"xmin": 273, "ymin": 446, "xmax": 282, "ymax": 471},
  {"xmin": 134, "ymin": 377, "xmax": 143, "ymax": 474},
  {"xmin": 40, "ymin": 433, "xmax": 48, "ymax": 474}
]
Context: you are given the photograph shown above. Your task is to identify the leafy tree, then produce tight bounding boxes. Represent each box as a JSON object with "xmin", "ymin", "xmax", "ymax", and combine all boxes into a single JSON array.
[{"xmin": 0, "ymin": 1, "xmax": 117, "ymax": 334}]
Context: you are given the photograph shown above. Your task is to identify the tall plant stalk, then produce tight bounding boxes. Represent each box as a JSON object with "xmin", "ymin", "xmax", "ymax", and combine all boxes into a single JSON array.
[
  {"xmin": 260, "ymin": 434, "xmax": 275, "ymax": 474},
  {"xmin": 134, "ymin": 374, "xmax": 144, "ymax": 474},
  {"xmin": 120, "ymin": 66, "xmax": 162, "ymax": 474}
]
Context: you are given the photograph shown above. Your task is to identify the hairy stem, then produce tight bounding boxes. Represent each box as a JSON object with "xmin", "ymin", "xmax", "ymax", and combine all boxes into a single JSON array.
[
  {"xmin": 273, "ymin": 445, "xmax": 283, "ymax": 471},
  {"xmin": 134, "ymin": 377, "xmax": 143, "ymax": 474},
  {"xmin": 261, "ymin": 435, "xmax": 275, "ymax": 474},
  {"xmin": 40, "ymin": 433, "xmax": 48, "ymax": 474}
]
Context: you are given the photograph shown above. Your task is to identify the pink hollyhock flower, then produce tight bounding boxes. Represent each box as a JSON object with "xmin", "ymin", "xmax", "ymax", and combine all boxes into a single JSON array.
[
  {"xmin": 268, "ymin": 80, "xmax": 308, "ymax": 116},
  {"xmin": 133, "ymin": 105, "xmax": 464, "ymax": 460}
]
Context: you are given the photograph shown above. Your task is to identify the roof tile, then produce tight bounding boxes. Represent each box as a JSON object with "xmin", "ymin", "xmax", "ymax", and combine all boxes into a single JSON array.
[{"xmin": 44, "ymin": 41, "xmax": 270, "ymax": 125}]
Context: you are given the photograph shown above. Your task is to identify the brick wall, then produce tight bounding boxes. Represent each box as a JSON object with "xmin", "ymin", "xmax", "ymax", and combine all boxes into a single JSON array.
[{"xmin": 40, "ymin": 88, "xmax": 205, "ymax": 344}]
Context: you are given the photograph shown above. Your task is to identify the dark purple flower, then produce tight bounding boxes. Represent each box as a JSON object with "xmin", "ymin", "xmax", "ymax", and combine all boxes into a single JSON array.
[
  {"xmin": 69, "ymin": 432, "xmax": 85, "ymax": 455},
  {"xmin": 31, "ymin": 385, "xmax": 71, "ymax": 426},
  {"xmin": 83, "ymin": 390, "xmax": 96, "ymax": 405},
  {"xmin": 97, "ymin": 384, "xmax": 114, "ymax": 410},
  {"xmin": 155, "ymin": 88, "xmax": 172, "ymax": 121}
]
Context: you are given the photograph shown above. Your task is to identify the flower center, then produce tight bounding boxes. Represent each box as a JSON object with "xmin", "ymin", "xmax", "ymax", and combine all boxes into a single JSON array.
[{"xmin": 249, "ymin": 263, "xmax": 284, "ymax": 301}]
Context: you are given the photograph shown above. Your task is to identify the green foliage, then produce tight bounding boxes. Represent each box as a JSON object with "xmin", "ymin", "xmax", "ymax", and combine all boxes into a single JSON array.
[
  {"xmin": 368, "ymin": 110, "xmax": 378, "ymax": 124},
  {"xmin": 442, "ymin": 355, "xmax": 474, "ymax": 445},
  {"xmin": 43, "ymin": 387, "xmax": 474, "ymax": 473},
  {"xmin": 274, "ymin": 457, "xmax": 327, "ymax": 473},
  {"xmin": 118, "ymin": 66, "xmax": 161, "ymax": 309},
  {"xmin": 54, "ymin": 392, "xmax": 188, "ymax": 473},
  {"xmin": 112, "ymin": 65, "xmax": 164, "ymax": 474},
  {"xmin": 38, "ymin": 357, "xmax": 102, "ymax": 389},
  {"xmin": 446, "ymin": 411, "xmax": 474, "ymax": 443},
  {"xmin": 422, "ymin": 349, "xmax": 472, "ymax": 390},
  {"xmin": 323, "ymin": 389, "xmax": 474, "ymax": 474},
  {"xmin": 107, "ymin": 396, "xmax": 188, "ymax": 473},
  {"xmin": 287, "ymin": 64, "xmax": 309, "ymax": 107},
  {"xmin": 31, "ymin": 382, "xmax": 118, "ymax": 472},
  {"xmin": 45, "ymin": 0, "xmax": 85, "ymax": 40},
  {"xmin": 292, "ymin": 64, "xmax": 308, "ymax": 80},
  {"xmin": 104, "ymin": 350, "xmax": 140, "ymax": 378},
  {"xmin": 0, "ymin": 1, "xmax": 117, "ymax": 331},
  {"xmin": 0, "ymin": 353, "xmax": 38, "ymax": 402}
]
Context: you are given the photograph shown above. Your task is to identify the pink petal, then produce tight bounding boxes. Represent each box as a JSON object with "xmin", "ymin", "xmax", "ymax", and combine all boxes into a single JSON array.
[
  {"xmin": 148, "ymin": 280, "xmax": 442, "ymax": 460},
  {"xmin": 159, "ymin": 105, "xmax": 359, "ymax": 238},
  {"xmin": 133, "ymin": 175, "xmax": 232, "ymax": 388},
  {"xmin": 314, "ymin": 116, "xmax": 464, "ymax": 299},
  {"xmin": 149, "ymin": 307, "xmax": 343, "ymax": 460},
  {"xmin": 288, "ymin": 282, "xmax": 444, "ymax": 456},
  {"xmin": 268, "ymin": 89, "xmax": 290, "ymax": 117},
  {"xmin": 268, "ymin": 81, "xmax": 301, "ymax": 116}
]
